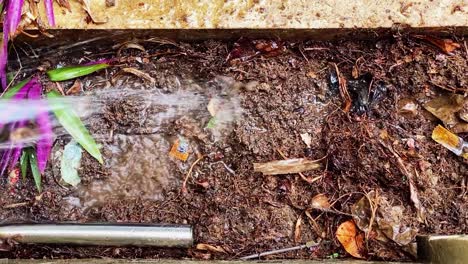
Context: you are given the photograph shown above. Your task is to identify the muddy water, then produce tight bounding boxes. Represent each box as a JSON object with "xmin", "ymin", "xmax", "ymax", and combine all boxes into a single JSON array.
[{"xmin": 64, "ymin": 77, "xmax": 243, "ymax": 208}]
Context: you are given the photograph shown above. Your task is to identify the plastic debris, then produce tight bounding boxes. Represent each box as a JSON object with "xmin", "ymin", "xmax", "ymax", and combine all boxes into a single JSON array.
[
  {"xmin": 300, "ymin": 133, "xmax": 312, "ymax": 148},
  {"xmin": 424, "ymin": 94, "xmax": 468, "ymax": 133},
  {"xmin": 335, "ymin": 220, "xmax": 365, "ymax": 259},
  {"xmin": 169, "ymin": 137, "xmax": 190, "ymax": 161},
  {"xmin": 61, "ymin": 140, "xmax": 83, "ymax": 187},
  {"xmin": 253, "ymin": 158, "xmax": 322, "ymax": 175},
  {"xmin": 431, "ymin": 125, "xmax": 467, "ymax": 159}
]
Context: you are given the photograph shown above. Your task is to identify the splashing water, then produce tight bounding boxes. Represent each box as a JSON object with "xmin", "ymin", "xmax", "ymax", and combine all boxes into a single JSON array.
[{"xmin": 42, "ymin": 77, "xmax": 244, "ymax": 208}]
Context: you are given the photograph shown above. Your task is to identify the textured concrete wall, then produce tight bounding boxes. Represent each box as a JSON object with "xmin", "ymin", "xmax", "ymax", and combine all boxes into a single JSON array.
[{"xmin": 38, "ymin": 0, "xmax": 467, "ymax": 30}]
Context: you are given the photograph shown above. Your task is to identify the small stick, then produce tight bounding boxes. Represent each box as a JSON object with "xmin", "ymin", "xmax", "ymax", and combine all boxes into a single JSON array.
[
  {"xmin": 3, "ymin": 202, "xmax": 29, "ymax": 209},
  {"xmin": 276, "ymin": 149, "xmax": 323, "ymax": 184},
  {"xmin": 182, "ymin": 156, "xmax": 204, "ymax": 193},
  {"xmin": 240, "ymin": 241, "xmax": 319, "ymax": 260}
]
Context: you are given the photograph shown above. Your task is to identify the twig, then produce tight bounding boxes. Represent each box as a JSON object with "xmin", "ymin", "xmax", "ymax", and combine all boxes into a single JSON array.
[
  {"xmin": 240, "ymin": 241, "xmax": 319, "ymax": 260},
  {"xmin": 364, "ymin": 190, "xmax": 379, "ymax": 244},
  {"xmin": 182, "ymin": 156, "xmax": 204, "ymax": 193},
  {"xmin": 1, "ymin": 43, "xmax": 23, "ymax": 94},
  {"xmin": 304, "ymin": 47, "xmax": 330, "ymax": 51},
  {"xmin": 276, "ymin": 149, "xmax": 324, "ymax": 184},
  {"xmin": 3, "ymin": 202, "xmax": 29, "ymax": 209},
  {"xmin": 333, "ymin": 63, "xmax": 352, "ymax": 112}
]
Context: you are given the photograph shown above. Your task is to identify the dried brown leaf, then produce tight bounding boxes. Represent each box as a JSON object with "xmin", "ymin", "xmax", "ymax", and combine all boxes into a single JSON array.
[
  {"xmin": 56, "ymin": 0, "xmax": 72, "ymax": 12},
  {"xmin": 117, "ymin": 43, "xmax": 146, "ymax": 56},
  {"xmin": 424, "ymin": 94, "xmax": 468, "ymax": 133},
  {"xmin": 311, "ymin": 193, "xmax": 330, "ymax": 209},
  {"xmin": 253, "ymin": 158, "xmax": 322, "ymax": 175},
  {"xmin": 294, "ymin": 216, "xmax": 302, "ymax": 243},
  {"xmin": 416, "ymin": 35, "xmax": 460, "ymax": 54}
]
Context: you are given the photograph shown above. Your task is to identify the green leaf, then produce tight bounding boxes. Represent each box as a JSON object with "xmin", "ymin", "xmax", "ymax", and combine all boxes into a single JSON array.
[
  {"xmin": 46, "ymin": 64, "xmax": 109, "ymax": 82},
  {"xmin": 20, "ymin": 150, "xmax": 29, "ymax": 181},
  {"xmin": 46, "ymin": 90, "xmax": 103, "ymax": 164},
  {"xmin": 61, "ymin": 140, "xmax": 82, "ymax": 186},
  {"xmin": 206, "ymin": 117, "xmax": 217, "ymax": 129},
  {"xmin": 2, "ymin": 78, "xmax": 30, "ymax": 99},
  {"xmin": 26, "ymin": 149, "xmax": 42, "ymax": 193}
]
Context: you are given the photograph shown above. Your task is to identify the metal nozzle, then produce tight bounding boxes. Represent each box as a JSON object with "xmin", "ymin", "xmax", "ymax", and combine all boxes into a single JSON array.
[{"xmin": 0, "ymin": 224, "xmax": 193, "ymax": 248}]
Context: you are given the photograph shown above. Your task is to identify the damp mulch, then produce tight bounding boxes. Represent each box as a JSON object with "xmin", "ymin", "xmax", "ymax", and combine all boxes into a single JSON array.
[{"xmin": 0, "ymin": 34, "xmax": 467, "ymax": 261}]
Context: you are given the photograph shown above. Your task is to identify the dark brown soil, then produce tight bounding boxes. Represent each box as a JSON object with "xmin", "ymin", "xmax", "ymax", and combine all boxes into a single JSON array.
[{"xmin": 0, "ymin": 34, "xmax": 467, "ymax": 261}]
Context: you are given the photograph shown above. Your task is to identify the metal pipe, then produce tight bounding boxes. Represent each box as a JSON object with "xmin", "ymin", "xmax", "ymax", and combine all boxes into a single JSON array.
[{"xmin": 0, "ymin": 224, "xmax": 193, "ymax": 248}]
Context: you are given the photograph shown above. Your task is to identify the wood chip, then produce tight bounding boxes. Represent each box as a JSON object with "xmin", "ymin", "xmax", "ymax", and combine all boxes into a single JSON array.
[
  {"xmin": 66, "ymin": 79, "xmax": 82, "ymax": 95},
  {"xmin": 196, "ymin": 243, "xmax": 227, "ymax": 254},
  {"xmin": 294, "ymin": 216, "xmax": 302, "ymax": 243},
  {"xmin": 253, "ymin": 158, "xmax": 322, "ymax": 175}
]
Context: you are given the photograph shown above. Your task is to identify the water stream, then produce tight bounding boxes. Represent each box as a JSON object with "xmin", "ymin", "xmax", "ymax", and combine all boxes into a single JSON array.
[{"xmin": 0, "ymin": 78, "xmax": 243, "ymax": 208}]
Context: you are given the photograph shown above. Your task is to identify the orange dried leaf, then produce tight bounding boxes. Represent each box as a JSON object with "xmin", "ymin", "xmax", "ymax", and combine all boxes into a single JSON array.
[
  {"xmin": 311, "ymin": 193, "xmax": 331, "ymax": 209},
  {"xmin": 336, "ymin": 220, "xmax": 365, "ymax": 259},
  {"xmin": 417, "ymin": 35, "xmax": 460, "ymax": 54}
]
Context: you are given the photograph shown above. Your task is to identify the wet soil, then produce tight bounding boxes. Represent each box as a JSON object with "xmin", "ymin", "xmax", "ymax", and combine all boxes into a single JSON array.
[{"xmin": 0, "ymin": 35, "xmax": 467, "ymax": 261}]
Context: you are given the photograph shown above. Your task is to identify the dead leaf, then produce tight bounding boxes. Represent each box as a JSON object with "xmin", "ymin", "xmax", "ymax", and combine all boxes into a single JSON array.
[
  {"xmin": 66, "ymin": 79, "xmax": 82, "ymax": 95},
  {"xmin": 335, "ymin": 220, "xmax": 366, "ymax": 259},
  {"xmin": 376, "ymin": 196, "xmax": 418, "ymax": 245},
  {"xmin": 300, "ymin": 133, "xmax": 312, "ymax": 148},
  {"xmin": 117, "ymin": 42, "xmax": 146, "ymax": 56},
  {"xmin": 196, "ymin": 243, "xmax": 227, "ymax": 254},
  {"xmin": 121, "ymin": 68, "xmax": 156, "ymax": 84},
  {"xmin": 424, "ymin": 94, "xmax": 468, "ymax": 133},
  {"xmin": 294, "ymin": 216, "xmax": 302, "ymax": 243},
  {"xmin": 56, "ymin": 0, "xmax": 72, "ymax": 12},
  {"xmin": 409, "ymin": 177, "xmax": 426, "ymax": 222},
  {"xmin": 79, "ymin": 0, "xmax": 108, "ymax": 24},
  {"xmin": 253, "ymin": 158, "xmax": 322, "ymax": 175},
  {"xmin": 415, "ymin": 35, "xmax": 460, "ymax": 54},
  {"xmin": 311, "ymin": 193, "xmax": 330, "ymax": 209}
]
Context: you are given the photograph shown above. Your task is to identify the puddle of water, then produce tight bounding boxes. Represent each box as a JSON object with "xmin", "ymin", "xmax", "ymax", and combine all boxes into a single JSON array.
[{"xmin": 76, "ymin": 134, "xmax": 175, "ymax": 208}]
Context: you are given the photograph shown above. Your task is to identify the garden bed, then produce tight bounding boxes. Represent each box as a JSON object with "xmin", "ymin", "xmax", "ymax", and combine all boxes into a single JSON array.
[{"xmin": 0, "ymin": 34, "xmax": 467, "ymax": 261}]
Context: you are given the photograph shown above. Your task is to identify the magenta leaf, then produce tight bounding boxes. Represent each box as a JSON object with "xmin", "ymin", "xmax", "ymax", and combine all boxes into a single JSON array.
[
  {"xmin": 44, "ymin": 0, "xmax": 55, "ymax": 27},
  {"xmin": 26, "ymin": 77, "xmax": 52, "ymax": 173},
  {"xmin": 0, "ymin": 28, "xmax": 8, "ymax": 89},
  {"xmin": 6, "ymin": 0, "xmax": 24, "ymax": 38},
  {"xmin": 1, "ymin": 0, "xmax": 25, "ymax": 89}
]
